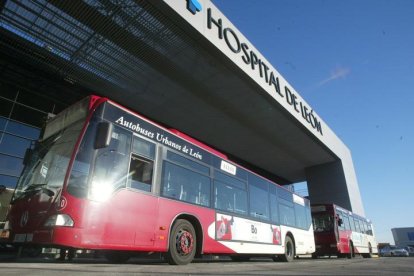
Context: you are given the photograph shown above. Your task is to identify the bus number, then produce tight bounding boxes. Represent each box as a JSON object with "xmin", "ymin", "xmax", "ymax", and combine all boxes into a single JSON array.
[{"xmin": 251, "ymin": 225, "xmax": 257, "ymax": 234}]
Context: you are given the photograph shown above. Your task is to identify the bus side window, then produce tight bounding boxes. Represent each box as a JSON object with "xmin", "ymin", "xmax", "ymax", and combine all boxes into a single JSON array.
[
  {"xmin": 279, "ymin": 203, "xmax": 295, "ymax": 227},
  {"xmin": 128, "ymin": 154, "xmax": 153, "ymax": 192},
  {"xmin": 214, "ymin": 171, "xmax": 247, "ymax": 215},
  {"xmin": 269, "ymin": 185, "xmax": 279, "ymax": 224},
  {"xmin": 343, "ymin": 215, "xmax": 351, "ymax": 230},
  {"xmin": 214, "ymin": 180, "xmax": 247, "ymax": 214},
  {"xmin": 162, "ymin": 161, "xmax": 211, "ymax": 207},
  {"xmin": 359, "ymin": 219, "xmax": 366, "ymax": 234},
  {"xmin": 128, "ymin": 136, "xmax": 156, "ymax": 192},
  {"xmin": 350, "ymin": 216, "xmax": 356, "ymax": 232},
  {"xmin": 337, "ymin": 212, "xmax": 345, "ymax": 230},
  {"xmin": 353, "ymin": 218, "xmax": 361, "ymax": 233},
  {"xmin": 367, "ymin": 223, "xmax": 373, "ymax": 236},
  {"xmin": 248, "ymin": 174, "xmax": 270, "ymax": 220}
]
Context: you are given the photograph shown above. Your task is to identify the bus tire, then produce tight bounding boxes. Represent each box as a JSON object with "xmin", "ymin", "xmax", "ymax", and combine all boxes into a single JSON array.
[
  {"xmin": 67, "ymin": 248, "xmax": 76, "ymax": 261},
  {"xmin": 363, "ymin": 243, "xmax": 373, "ymax": 258},
  {"xmin": 166, "ymin": 219, "xmax": 196, "ymax": 265},
  {"xmin": 278, "ymin": 236, "xmax": 295, "ymax": 262},
  {"xmin": 347, "ymin": 242, "xmax": 354, "ymax": 259}
]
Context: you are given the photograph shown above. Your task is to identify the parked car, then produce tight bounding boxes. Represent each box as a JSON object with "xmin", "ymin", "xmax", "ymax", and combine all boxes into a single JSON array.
[
  {"xmin": 380, "ymin": 246, "xmax": 409, "ymax": 257},
  {"xmin": 403, "ymin": 246, "xmax": 414, "ymax": 256}
]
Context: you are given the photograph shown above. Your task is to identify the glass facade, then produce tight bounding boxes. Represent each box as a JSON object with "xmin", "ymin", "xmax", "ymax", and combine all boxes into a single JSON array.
[{"xmin": 0, "ymin": 85, "xmax": 65, "ymax": 189}]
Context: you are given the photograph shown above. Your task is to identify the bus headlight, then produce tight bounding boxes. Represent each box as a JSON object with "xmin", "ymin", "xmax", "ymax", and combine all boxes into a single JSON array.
[
  {"xmin": 44, "ymin": 214, "xmax": 74, "ymax": 227},
  {"xmin": 0, "ymin": 220, "xmax": 10, "ymax": 238}
]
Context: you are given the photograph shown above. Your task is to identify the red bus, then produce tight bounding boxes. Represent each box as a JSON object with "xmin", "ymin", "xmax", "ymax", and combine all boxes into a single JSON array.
[
  {"xmin": 311, "ymin": 204, "xmax": 378, "ymax": 258},
  {"xmin": 0, "ymin": 96, "xmax": 315, "ymax": 264}
]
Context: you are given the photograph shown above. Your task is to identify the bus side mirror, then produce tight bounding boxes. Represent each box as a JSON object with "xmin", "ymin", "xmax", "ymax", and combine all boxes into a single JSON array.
[
  {"xmin": 94, "ymin": 122, "xmax": 113, "ymax": 149},
  {"xmin": 23, "ymin": 148, "xmax": 33, "ymax": 165}
]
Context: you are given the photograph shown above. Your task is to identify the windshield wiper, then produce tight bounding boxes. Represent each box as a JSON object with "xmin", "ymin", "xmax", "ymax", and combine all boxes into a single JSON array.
[
  {"xmin": 12, "ymin": 184, "xmax": 55, "ymax": 203},
  {"xmin": 24, "ymin": 184, "xmax": 55, "ymax": 197},
  {"xmin": 23, "ymin": 183, "xmax": 48, "ymax": 192}
]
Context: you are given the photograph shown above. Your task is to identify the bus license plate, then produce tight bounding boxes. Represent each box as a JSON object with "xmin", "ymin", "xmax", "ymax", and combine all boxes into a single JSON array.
[{"xmin": 13, "ymin": 234, "xmax": 27, "ymax": 242}]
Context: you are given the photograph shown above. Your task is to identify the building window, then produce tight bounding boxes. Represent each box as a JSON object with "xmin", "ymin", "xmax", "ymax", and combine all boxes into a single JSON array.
[{"xmin": 0, "ymin": 87, "xmax": 55, "ymax": 189}]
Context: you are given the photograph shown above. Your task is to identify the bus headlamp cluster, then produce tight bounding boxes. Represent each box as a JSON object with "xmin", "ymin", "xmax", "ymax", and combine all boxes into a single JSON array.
[
  {"xmin": 0, "ymin": 221, "xmax": 10, "ymax": 238},
  {"xmin": 44, "ymin": 214, "xmax": 74, "ymax": 227}
]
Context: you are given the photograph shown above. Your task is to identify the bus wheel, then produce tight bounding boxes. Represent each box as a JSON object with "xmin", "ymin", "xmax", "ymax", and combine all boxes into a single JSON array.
[
  {"xmin": 363, "ymin": 243, "xmax": 373, "ymax": 258},
  {"xmin": 104, "ymin": 250, "xmax": 131, "ymax": 263},
  {"xmin": 347, "ymin": 242, "xmax": 354, "ymax": 259},
  {"xmin": 278, "ymin": 236, "xmax": 295, "ymax": 262},
  {"xmin": 167, "ymin": 219, "xmax": 196, "ymax": 265}
]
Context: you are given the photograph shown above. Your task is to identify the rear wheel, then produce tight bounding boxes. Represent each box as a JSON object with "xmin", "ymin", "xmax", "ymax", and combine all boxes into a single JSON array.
[
  {"xmin": 347, "ymin": 242, "xmax": 354, "ymax": 259},
  {"xmin": 278, "ymin": 236, "xmax": 295, "ymax": 262},
  {"xmin": 166, "ymin": 219, "xmax": 197, "ymax": 265},
  {"xmin": 362, "ymin": 243, "xmax": 373, "ymax": 258}
]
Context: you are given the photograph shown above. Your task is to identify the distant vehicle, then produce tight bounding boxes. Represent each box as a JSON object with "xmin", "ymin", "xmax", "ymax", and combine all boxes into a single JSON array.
[
  {"xmin": 311, "ymin": 204, "xmax": 378, "ymax": 258},
  {"xmin": 403, "ymin": 246, "xmax": 414, "ymax": 256},
  {"xmin": 380, "ymin": 246, "xmax": 409, "ymax": 257}
]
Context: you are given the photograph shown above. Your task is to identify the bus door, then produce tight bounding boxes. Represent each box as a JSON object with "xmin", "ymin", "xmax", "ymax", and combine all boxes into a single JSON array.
[
  {"xmin": 351, "ymin": 218, "xmax": 363, "ymax": 249},
  {"xmin": 336, "ymin": 211, "xmax": 350, "ymax": 252},
  {"xmin": 89, "ymin": 126, "xmax": 158, "ymax": 246},
  {"xmin": 127, "ymin": 135, "xmax": 158, "ymax": 247}
]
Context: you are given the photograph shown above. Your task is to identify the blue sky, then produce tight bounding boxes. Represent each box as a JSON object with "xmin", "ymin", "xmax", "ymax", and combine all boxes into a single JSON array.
[{"xmin": 213, "ymin": 0, "xmax": 414, "ymax": 244}]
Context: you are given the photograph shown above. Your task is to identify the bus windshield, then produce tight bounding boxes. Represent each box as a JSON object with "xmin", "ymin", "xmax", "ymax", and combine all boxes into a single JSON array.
[
  {"xmin": 312, "ymin": 213, "xmax": 334, "ymax": 232},
  {"xmin": 12, "ymin": 120, "xmax": 85, "ymax": 202}
]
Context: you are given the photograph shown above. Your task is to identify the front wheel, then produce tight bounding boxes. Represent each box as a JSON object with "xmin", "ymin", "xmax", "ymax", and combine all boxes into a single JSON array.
[
  {"xmin": 166, "ymin": 219, "xmax": 197, "ymax": 265},
  {"xmin": 278, "ymin": 236, "xmax": 295, "ymax": 262},
  {"xmin": 347, "ymin": 242, "xmax": 355, "ymax": 259}
]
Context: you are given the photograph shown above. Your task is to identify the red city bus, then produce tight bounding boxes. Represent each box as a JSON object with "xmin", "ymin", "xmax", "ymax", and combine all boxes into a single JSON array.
[
  {"xmin": 311, "ymin": 204, "xmax": 378, "ymax": 259},
  {"xmin": 0, "ymin": 96, "xmax": 315, "ymax": 264}
]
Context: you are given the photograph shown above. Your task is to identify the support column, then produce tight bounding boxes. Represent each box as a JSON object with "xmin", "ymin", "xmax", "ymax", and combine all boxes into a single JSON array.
[{"xmin": 306, "ymin": 159, "xmax": 364, "ymax": 216}]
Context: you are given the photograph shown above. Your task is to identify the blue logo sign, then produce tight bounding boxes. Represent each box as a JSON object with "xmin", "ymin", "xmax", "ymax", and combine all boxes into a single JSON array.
[{"xmin": 187, "ymin": 0, "xmax": 202, "ymax": 14}]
